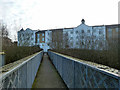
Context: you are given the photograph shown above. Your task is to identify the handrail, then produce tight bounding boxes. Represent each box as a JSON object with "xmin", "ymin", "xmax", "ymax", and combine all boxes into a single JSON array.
[
  {"xmin": 0, "ymin": 51, "xmax": 43, "ymax": 89},
  {"xmin": 48, "ymin": 51, "xmax": 120, "ymax": 88}
]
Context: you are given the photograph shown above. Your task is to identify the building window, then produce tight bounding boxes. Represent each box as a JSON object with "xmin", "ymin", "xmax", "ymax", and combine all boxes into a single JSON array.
[
  {"xmin": 82, "ymin": 41, "xmax": 84, "ymax": 45},
  {"xmin": 42, "ymin": 33, "xmax": 44, "ymax": 36},
  {"xmin": 99, "ymin": 31, "xmax": 102, "ymax": 34},
  {"xmin": 47, "ymin": 43, "xmax": 50, "ymax": 46},
  {"xmin": 37, "ymin": 34, "xmax": 39, "ymax": 38},
  {"xmin": 76, "ymin": 42, "xmax": 78, "ymax": 45},
  {"xmin": 116, "ymin": 29, "xmax": 118, "ymax": 32},
  {"xmin": 93, "ymin": 29, "xmax": 96, "ymax": 33},
  {"xmin": 65, "ymin": 32, "xmax": 68, "ymax": 36},
  {"xmin": 76, "ymin": 31, "xmax": 78, "ymax": 34},
  {"xmin": 88, "ymin": 40, "xmax": 91, "ymax": 44},
  {"xmin": 82, "ymin": 36, "xmax": 84, "ymax": 39},
  {"xmin": 70, "ymin": 43, "xmax": 73, "ymax": 46},
  {"xmin": 71, "ymin": 31, "xmax": 73, "ymax": 34},
  {"xmin": 70, "ymin": 37, "xmax": 73, "ymax": 40},
  {"xmin": 76, "ymin": 36, "xmax": 79, "ymax": 39},
  {"xmin": 87, "ymin": 30, "xmax": 90, "ymax": 33},
  {"xmin": 27, "ymin": 37, "xmax": 29, "ymax": 40},
  {"xmin": 42, "ymin": 38, "xmax": 44, "ymax": 41},
  {"xmin": 108, "ymin": 29, "xmax": 112, "ymax": 37},
  {"xmin": 19, "ymin": 34, "xmax": 21, "ymax": 37},
  {"xmin": 82, "ymin": 30, "xmax": 84, "ymax": 33}
]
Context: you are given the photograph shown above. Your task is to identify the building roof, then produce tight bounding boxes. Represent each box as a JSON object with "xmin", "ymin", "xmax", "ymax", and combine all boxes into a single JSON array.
[
  {"xmin": 92, "ymin": 24, "xmax": 120, "ymax": 29},
  {"xmin": 18, "ymin": 28, "xmax": 24, "ymax": 32},
  {"xmin": 19, "ymin": 22, "xmax": 120, "ymax": 34},
  {"xmin": 105, "ymin": 24, "xmax": 120, "ymax": 28},
  {"xmin": 64, "ymin": 27, "xmax": 74, "ymax": 29},
  {"xmin": 92, "ymin": 25, "xmax": 105, "ymax": 27},
  {"xmin": 49, "ymin": 28, "xmax": 64, "ymax": 31},
  {"xmin": 35, "ymin": 30, "xmax": 47, "ymax": 34}
]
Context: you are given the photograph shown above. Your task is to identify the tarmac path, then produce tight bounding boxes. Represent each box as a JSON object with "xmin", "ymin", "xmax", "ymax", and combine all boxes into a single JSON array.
[{"xmin": 32, "ymin": 53, "xmax": 67, "ymax": 88}]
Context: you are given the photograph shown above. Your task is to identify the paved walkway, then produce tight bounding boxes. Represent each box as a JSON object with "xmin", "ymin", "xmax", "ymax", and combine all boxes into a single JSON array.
[{"xmin": 32, "ymin": 53, "xmax": 67, "ymax": 88}]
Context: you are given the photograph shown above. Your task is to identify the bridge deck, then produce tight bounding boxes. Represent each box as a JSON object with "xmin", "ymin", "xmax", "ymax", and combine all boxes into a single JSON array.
[{"xmin": 32, "ymin": 53, "xmax": 67, "ymax": 88}]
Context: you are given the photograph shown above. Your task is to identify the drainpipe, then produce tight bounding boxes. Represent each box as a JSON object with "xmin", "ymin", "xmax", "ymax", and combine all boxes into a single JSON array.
[{"xmin": 0, "ymin": 52, "xmax": 5, "ymax": 67}]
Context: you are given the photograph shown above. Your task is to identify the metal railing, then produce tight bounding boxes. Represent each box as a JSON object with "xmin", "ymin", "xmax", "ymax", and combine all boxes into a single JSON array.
[
  {"xmin": 0, "ymin": 51, "xmax": 43, "ymax": 89},
  {"xmin": 48, "ymin": 51, "xmax": 120, "ymax": 88}
]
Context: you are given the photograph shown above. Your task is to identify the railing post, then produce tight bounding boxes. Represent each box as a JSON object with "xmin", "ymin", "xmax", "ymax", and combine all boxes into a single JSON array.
[
  {"xmin": 73, "ymin": 60, "xmax": 75, "ymax": 88},
  {"xmin": 86, "ymin": 66, "xmax": 88, "ymax": 88},
  {"xmin": 0, "ymin": 52, "xmax": 5, "ymax": 67},
  {"xmin": 118, "ymin": 78, "xmax": 120, "ymax": 90}
]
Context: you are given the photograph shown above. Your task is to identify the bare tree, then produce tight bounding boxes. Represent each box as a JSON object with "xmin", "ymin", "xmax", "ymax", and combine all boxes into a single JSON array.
[
  {"xmin": 63, "ymin": 32, "xmax": 69, "ymax": 49},
  {"xmin": 0, "ymin": 21, "xmax": 13, "ymax": 51},
  {"xmin": 0, "ymin": 22, "xmax": 9, "ymax": 38},
  {"xmin": 52, "ymin": 30, "xmax": 63, "ymax": 49}
]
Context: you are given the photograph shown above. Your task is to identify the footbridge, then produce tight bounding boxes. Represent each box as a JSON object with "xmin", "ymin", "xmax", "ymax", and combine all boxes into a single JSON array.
[{"xmin": 0, "ymin": 51, "xmax": 120, "ymax": 89}]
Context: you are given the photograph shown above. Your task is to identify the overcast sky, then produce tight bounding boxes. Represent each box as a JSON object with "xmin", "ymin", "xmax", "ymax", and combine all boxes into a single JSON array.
[{"xmin": 0, "ymin": 0, "xmax": 119, "ymax": 41}]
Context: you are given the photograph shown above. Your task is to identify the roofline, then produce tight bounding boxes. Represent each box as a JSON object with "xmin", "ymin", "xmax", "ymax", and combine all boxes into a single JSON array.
[
  {"xmin": 92, "ymin": 25, "xmax": 105, "ymax": 27},
  {"xmin": 35, "ymin": 30, "xmax": 47, "ymax": 33},
  {"xmin": 105, "ymin": 24, "xmax": 120, "ymax": 27},
  {"xmin": 49, "ymin": 28, "xmax": 64, "ymax": 31},
  {"xmin": 19, "ymin": 23, "xmax": 120, "ymax": 33}
]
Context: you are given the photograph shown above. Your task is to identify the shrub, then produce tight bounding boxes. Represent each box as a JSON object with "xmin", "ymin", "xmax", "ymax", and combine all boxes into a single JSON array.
[
  {"xmin": 3, "ymin": 45, "xmax": 42, "ymax": 64},
  {"xmin": 51, "ymin": 49, "xmax": 119, "ymax": 70}
]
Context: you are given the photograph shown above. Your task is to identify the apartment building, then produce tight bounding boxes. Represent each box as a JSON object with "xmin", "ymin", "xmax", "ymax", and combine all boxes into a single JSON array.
[
  {"xmin": 17, "ymin": 28, "xmax": 37, "ymax": 46},
  {"xmin": 62, "ymin": 19, "xmax": 106, "ymax": 50},
  {"xmin": 106, "ymin": 24, "xmax": 119, "ymax": 40},
  {"xmin": 105, "ymin": 24, "xmax": 119, "ymax": 49},
  {"xmin": 17, "ymin": 19, "xmax": 119, "ymax": 52},
  {"xmin": 35, "ymin": 30, "xmax": 52, "ymax": 52}
]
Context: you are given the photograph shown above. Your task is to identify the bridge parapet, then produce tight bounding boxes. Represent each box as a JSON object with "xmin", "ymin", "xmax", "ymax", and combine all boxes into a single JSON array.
[
  {"xmin": 0, "ymin": 51, "xmax": 43, "ymax": 89},
  {"xmin": 48, "ymin": 51, "xmax": 120, "ymax": 88}
]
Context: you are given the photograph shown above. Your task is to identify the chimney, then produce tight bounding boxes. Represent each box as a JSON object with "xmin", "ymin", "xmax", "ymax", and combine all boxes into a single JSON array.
[{"xmin": 81, "ymin": 19, "xmax": 85, "ymax": 24}]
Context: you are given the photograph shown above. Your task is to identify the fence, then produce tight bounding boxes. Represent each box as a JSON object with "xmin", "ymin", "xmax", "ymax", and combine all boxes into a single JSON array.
[
  {"xmin": 48, "ymin": 51, "xmax": 120, "ymax": 88},
  {"xmin": 0, "ymin": 51, "xmax": 43, "ymax": 89},
  {"xmin": 0, "ymin": 52, "xmax": 5, "ymax": 67}
]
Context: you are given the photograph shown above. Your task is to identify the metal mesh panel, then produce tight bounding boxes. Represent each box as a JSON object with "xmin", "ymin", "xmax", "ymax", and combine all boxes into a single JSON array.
[
  {"xmin": 0, "ymin": 51, "xmax": 43, "ymax": 89},
  {"xmin": 48, "ymin": 51, "xmax": 120, "ymax": 88}
]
